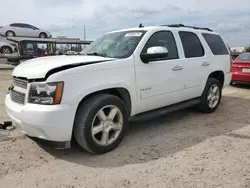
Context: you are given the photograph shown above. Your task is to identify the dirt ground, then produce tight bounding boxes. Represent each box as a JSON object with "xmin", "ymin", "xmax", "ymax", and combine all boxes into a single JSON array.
[{"xmin": 1, "ymin": 69, "xmax": 250, "ymax": 188}]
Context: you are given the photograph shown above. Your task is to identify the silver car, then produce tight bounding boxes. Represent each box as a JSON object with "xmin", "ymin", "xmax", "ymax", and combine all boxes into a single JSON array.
[
  {"xmin": 0, "ymin": 42, "xmax": 17, "ymax": 54},
  {"xmin": 0, "ymin": 23, "xmax": 52, "ymax": 38}
]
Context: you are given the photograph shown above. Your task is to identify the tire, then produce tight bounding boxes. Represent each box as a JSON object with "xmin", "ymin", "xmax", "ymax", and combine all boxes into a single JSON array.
[
  {"xmin": 73, "ymin": 94, "xmax": 129, "ymax": 154},
  {"xmin": 39, "ymin": 33, "xmax": 47, "ymax": 38},
  {"xmin": 196, "ymin": 78, "xmax": 222, "ymax": 113},
  {"xmin": 5, "ymin": 31, "xmax": 15, "ymax": 37},
  {"xmin": 0, "ymin": 46, "xmax": 12, "ymax": 54}
]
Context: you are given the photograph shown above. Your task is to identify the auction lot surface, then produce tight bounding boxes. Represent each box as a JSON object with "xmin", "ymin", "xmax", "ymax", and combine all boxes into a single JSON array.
[{"xmin": 1, "ymin": 69, "xmax": 250, "ymax": 188}]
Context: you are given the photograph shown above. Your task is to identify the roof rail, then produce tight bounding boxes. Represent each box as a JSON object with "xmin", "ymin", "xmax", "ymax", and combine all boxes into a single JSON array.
[{"xmin": 160, "ymin": 24, "xmax": 213, "ymax": 32}]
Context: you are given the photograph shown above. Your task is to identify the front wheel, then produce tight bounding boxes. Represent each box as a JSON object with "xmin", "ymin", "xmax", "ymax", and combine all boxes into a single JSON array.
[
  {"xmin": 39, "ymin": 33, "xmax": 47, "ymax": 38},
  {"xmin": 73, "ymin": 94, "xmax": 129, "ymax": 154},
  {"xmin": 196, "ymin": 78, "xmax": 222, "ymax": 113}
]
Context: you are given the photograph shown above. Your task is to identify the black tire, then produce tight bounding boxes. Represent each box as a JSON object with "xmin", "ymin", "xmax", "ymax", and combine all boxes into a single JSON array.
[
  {"xmin": 196, "ymin": 78, "xmax": 222, "ymax": 113},
  {"xmin": 0, "ymin": 46, "xmax": 12, "ymax": 54},
  {"xmin": 39, "ymin": 33, "xmax": 47, "ymax": 38},
  {"xmin": 5, "ymin": 31, "xmax": 15, "ymax": 37},
  {"xmin": 73, "ymin": 94, "xmax": 129, "ymax": 154}
]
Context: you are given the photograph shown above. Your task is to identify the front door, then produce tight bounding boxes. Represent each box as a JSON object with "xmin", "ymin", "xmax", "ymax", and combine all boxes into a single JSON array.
[
  {"xmin": 23, "ymin": 25, "xmax": 39, "ymax": 37},
  {"xmin": 134, "ymin": 30, "xmax": 185, "ymax": 113}
]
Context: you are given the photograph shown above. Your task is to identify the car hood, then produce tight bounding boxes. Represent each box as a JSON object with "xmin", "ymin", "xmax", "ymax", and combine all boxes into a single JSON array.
[{"xmin": 12, "ymin": 55, "xmax": 115, "ymax": 79}]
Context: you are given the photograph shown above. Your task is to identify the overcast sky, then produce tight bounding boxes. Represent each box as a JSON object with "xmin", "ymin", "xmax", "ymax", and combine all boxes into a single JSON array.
[{"xmin": 1, "ymin": 0, "xmax": 250, "ymax": 46}]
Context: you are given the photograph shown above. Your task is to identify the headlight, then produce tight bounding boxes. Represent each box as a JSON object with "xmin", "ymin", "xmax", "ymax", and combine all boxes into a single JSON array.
[{"xmin": 28, "ymin": 82, "xmax": 64, "ymax": 105}]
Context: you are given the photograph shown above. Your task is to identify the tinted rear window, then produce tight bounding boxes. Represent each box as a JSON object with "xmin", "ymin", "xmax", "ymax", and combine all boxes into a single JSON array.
[
  {"xmin": 202, "ymin": 33, "xmax": 229, "ymax": 55},
  {"xmin": 179, "ymin": 31, "xmax": 204, "ymax": 58}
]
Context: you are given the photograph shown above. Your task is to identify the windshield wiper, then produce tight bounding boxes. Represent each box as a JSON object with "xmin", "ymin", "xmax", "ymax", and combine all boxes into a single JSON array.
[{"xmin": 87, "ymin": 52, "xmax": 108, "ymax": 57}]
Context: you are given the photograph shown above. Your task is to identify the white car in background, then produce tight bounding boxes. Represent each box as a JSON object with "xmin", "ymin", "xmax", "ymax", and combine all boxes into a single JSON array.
[
  {"xmin": 0, "ymin": 23, "xmax": 52, "ymax": 38},
  {"xmin": 66, "ymin": 50, "xmax": 78, "ymax": 55},
  {"xmin": 0, "ymin": 41, "xmax": 17, "ymax": 54}
]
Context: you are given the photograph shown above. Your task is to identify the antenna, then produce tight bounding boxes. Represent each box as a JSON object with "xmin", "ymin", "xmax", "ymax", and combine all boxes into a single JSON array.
[{"xmin": 139, "ymin": 23, "xmax": 143, "ymax": 28}]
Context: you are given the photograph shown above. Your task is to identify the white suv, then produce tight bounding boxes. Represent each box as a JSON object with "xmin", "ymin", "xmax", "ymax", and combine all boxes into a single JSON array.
[{"xmin": 5, "ymin": 24, "xmax": 232, "ymax": 154}]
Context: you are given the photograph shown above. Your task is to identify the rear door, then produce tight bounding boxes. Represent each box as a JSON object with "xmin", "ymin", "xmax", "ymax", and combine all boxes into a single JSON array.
[
  {"xmin": 9, "ymin": 24, "xmax": 26, "ymax": 36},
  {"xmin": 178, "ymin": 31, "xmax": 209, "ymax": 100},
  {"xmin": 21, "ymin": 24, "xmax": 37, "ymax": 37}
]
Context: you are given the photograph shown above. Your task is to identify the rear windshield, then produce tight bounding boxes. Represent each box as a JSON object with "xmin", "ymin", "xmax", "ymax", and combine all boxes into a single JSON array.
[
  {"xmin": 236, "ymin": 53, "xmax": 250, "ymax": 60},
  {"xmin": 202, "ymin": 33, "xmax": 229, "ymax": 55}
]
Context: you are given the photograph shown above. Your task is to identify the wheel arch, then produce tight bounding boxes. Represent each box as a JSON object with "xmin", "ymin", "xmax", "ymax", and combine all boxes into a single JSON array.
[
  {"xmin": 39, "ymin": 32, "xmax": 47, "ymax": 38},
  {"xmin": 208, "ymin": 70, "xmax": 225, "ymax": 86},
  {"xmin": 76, "ymin": 87, "xmax": 132, "ymax": 117},
  {"xmin": 0, "ymin": 45, "xmax": 12, "ymax": 53},
  {"xmin": 5, "ymin": 30, "xmax": 15, "ymax": 36}
]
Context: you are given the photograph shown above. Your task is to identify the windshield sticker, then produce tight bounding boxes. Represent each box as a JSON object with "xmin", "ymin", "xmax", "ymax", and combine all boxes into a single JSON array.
[{"xmin": 125, "ymin": 32, "xmax": 142, "ymax": 37}]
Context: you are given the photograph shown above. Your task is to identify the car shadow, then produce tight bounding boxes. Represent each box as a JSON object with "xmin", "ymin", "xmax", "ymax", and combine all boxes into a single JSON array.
[
  {"xmin": 231, "ymin": 83, "xmax": 250, "ymax": 89},
  {"xmin": 36, "ymin": 95, "xmax": 250, "ymax": 168}
]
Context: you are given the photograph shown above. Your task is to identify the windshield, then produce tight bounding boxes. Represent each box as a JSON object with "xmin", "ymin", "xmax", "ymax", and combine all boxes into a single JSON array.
[
  {"xmin": 80, "ymin": 30, "xmax": 147, "ymax": 58},
  {"xmin": 236, "ymin": 53, "xmax": 250, "ymax": 60}
]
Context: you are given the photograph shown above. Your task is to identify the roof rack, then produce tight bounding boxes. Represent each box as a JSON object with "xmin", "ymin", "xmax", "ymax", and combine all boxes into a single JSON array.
[{"xmin": 160, "ymin": 24, "xmax": 213, "ymax": 32}]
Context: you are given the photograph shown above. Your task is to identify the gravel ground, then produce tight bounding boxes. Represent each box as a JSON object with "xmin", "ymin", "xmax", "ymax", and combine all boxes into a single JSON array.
[{"xmin": 1, "ymin": 70, "xmax": 250, "ymax": 188}]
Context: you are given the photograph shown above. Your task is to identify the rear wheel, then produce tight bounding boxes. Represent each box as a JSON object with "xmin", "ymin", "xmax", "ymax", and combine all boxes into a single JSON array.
[
  {"xmin": 5, "ymin": 31, "xmax": 15, "ymax": 37},
  {"xmin": 196, "ymin": 78, "xmax": 222, "ymax": 113},
  {"xmin": 0, "ymin": 46, "xmax": 12, "ymax": 54},
  {"xmin": 73, "ymin": 94, "xmax": 129, "ymax": 154}
]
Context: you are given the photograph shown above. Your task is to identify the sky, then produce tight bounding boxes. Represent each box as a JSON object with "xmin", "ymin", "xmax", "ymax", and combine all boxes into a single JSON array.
[{"xmin": 0, "ymin": 0, "xmax": 250, "ymax": 46}]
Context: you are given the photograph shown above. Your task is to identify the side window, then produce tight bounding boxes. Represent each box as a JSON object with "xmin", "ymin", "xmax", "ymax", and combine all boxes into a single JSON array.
[
  {"xmin": 12, "ymin": 24, "xmax": 24, "ymax": 28},
  {"xmin": 202, "ymin": 33, "xmax": 229, "ymax": 55},
  {"xmin": 179, "ymin": 31, "xmax": 204, "ymax": 58},
  {"xmin": 26, "ymin": 25, "xmax": 36, "ymax": 30},
  {"xmin": 22, "ymin": 24, "xmax": 30, "ymax": 29},
  {"xmin": 10, "ymin": 24, "xmax": 19, "ymax": 27},
  {"xmin": 27, "ymin": 43, "xmax": 34, "ymax": 50},
  {"xmin": 142, "ymin": 31, "xmax": 179, "ymax": 60}
]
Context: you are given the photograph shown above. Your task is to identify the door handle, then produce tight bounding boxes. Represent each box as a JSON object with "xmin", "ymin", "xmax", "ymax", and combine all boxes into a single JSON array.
[
  {"xmin": 172, "ymin": 65, "xmax": 183, "ymax": 71},
  {"xmin": 202, "ymin": 61, "xmax": 210, "ymax": 66}
]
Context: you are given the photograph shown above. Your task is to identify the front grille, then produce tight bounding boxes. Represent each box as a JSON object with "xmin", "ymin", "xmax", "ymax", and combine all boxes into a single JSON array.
[
  {"xmin": 13, "ymin": 77, "xmax": 28, "ymax": 89},
  {"xmin": 10, "ymin": 90, "xmax": 25, "ymax": 104}
]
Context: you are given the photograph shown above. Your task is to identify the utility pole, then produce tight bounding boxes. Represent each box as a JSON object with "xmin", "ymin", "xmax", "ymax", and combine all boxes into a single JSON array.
[{"xmin": 84, "ymin": 24, "xmax": 86, "ymax": 40}]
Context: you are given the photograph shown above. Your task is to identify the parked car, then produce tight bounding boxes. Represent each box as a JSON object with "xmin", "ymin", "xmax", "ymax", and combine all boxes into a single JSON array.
[
  {"xmin": 65, "ymin": 50, "xmax": 78, "ymax": 55},
  {"xmin": 0, "ymin": 23, "xmax": 52, "ymax": 38},
  {"xmin": 0, "ymin": 41, "xmax": 17, "ymax": 54},
  {"xmin": 5, "ymin": 24, "xmax": 232, "ymax": 154},
  {"xmin": 231, "ymin": 52, "xmax": 250, "ymax": 84}
]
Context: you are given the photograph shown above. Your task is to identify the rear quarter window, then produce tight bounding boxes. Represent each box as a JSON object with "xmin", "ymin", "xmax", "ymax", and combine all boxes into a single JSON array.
[{"xmin": 202, "ymin": 33, "xmax": 229, "ymax": 55}]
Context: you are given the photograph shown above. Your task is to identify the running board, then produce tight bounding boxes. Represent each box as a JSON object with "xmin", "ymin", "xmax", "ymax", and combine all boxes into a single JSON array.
[{"xmin": 130, "ymin": 98, "xmax": 201, "ymax": 121}]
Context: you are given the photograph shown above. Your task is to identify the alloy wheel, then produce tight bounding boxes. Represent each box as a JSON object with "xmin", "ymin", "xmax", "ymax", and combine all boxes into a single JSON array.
[
  {"xmin": 91, "ymin": 105, "xmax": 123, "ymax": 146},
  {"xmin": 207, "ymin": 84, "xmax": 220, "ymax": 108}
]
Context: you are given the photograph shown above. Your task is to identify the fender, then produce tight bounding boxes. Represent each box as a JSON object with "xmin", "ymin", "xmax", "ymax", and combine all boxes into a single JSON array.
[{"xmin": 76, "ymin": 83, "xmax": 136, "ymax": 115}]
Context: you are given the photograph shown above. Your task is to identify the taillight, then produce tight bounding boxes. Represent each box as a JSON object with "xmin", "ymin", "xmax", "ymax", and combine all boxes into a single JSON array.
[{"xmin": 0, "ymin": 26, "xmax": 3, "ymax": 28}]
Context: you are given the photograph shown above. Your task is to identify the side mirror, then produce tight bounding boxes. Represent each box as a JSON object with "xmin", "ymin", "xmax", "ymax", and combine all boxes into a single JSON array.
[{"xmin": 140, "ymin": 46, "xmax": 168, "ymax": 63}]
